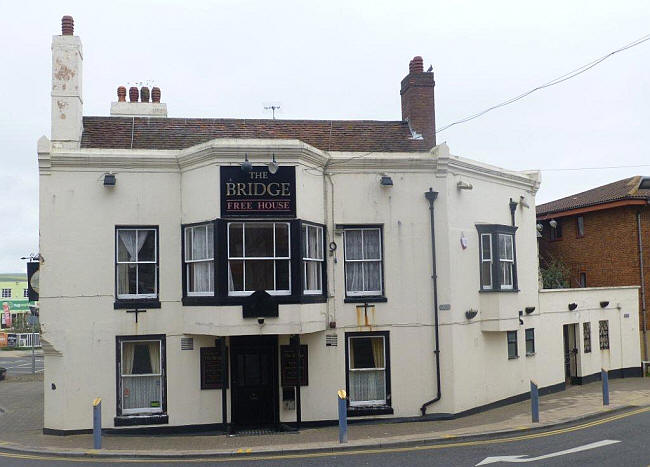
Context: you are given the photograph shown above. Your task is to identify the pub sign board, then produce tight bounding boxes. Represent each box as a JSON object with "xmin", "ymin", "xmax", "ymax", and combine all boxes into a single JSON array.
[
  {"xmin": 280, "ymin": 345, "xmax": 308, "ymax": 387},
  {"xmin": 200, "ymin": 346, "xmax": 229, "ymax": 390},
  {"xmin": 221, "ymin": 166, "xmax": 296, "ymax": 218}
]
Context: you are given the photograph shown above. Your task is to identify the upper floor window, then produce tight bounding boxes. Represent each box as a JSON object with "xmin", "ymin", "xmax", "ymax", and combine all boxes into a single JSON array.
[
  {"xmin": 476, "ymin": 225, "xmax": 518, "ymax": 292},
  {"xmin": 116, "ymin": 228, "xmax": 158, "ymax": 300},
  {"xmin": 577, "ymin": 216, "xmax": 584, "ymax": 237},
  {"xmin": 302, "ymin": 224, "xmax": 324, "ymax": 294},
  {"xmin": 184, "ymin": 224, "xmax": 214, "ymax": 296},
  {"xmin": 343, "ymin": 227, "xmax": 383, "ymax": 297},
  {"xmin": 1, "ymin": 289, "xmax": 11, "ymax": 298},
  {"xmin": 227, "ymin": 222, "xmax": 291, "ymax": 296},
  {"xmin": 550, "ymin": 219, "xmax": 562, "ymax": 240}
]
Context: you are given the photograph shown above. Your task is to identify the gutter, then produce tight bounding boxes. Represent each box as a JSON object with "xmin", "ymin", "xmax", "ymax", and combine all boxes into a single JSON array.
[
  {"xmin": 638, "ymin": 211, "xmax": 648, "ymax": 361},
  {"xmin": 421, "ymin": 187, "xmax": 441, "ymax": 415}
]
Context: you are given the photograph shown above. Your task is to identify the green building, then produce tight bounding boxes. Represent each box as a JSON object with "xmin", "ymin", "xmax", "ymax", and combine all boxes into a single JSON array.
[{"xmin": 0, "ymin": 273, "xmax": 36, "ymax": 329}]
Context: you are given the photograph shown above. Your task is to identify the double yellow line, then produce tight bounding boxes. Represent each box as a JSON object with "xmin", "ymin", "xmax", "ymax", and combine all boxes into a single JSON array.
[{"xmin": 1, "ymin": 406, "xmax": 648, "ymax": 464}]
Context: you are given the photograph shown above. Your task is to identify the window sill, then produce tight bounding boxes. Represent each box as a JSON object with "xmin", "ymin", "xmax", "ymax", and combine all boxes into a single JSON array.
[
  {"xmin": 479, "ymin": 289, "xmax": 520, "ymax": 294},
  {"xmin": 114, "ymin": 299, "xmax": 161, "ymax": 310},
  {"xmin": 181, "ymin": 294, "xmax": 327, "ymax": 306},
  {"xmin": 114, "ymin": 414, "xmax": 168, "ymax": 427},
  {"xmin": 347, "ymin": 405, "xmax": 393, "ymax": 417},
  {"xmin": 526, "ymin": 352, "xmax": 535, "ymax": 357},
  {"xmin": 344, "ymin": 296, "xmax": 387, "ymax": 304},
  {"xmin": 508, "ymin": 355, "xmax": 519, "ymax": 360}
]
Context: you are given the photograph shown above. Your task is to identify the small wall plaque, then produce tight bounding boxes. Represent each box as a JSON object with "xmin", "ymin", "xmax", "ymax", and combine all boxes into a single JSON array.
[{"xmin": 439, "ymin": 304, "xmax": 451, "ymax": 311}]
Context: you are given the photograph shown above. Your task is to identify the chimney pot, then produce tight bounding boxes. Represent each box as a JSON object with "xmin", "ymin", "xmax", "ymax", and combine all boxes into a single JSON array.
[
  {"xmin": 129, "ymin": 87, "xmax": 139, "ymax": 102},
  {"xmin": 61, "ymin": 16, "xmax": 74, "ymax": 35},
  {"xmin": 409, "ymin": 56, "xmax": 423, "ymax": 74},
  {"xmin": 151, "ymin": 87, "xmax": 161, "ymax": 103},
  {"xmin": 117, "ymin": 86, "xmax": 126, "ymax": 102},
  {"xmin": 140, "ymin": 86, "xmax": 150, "ymax": 103}
]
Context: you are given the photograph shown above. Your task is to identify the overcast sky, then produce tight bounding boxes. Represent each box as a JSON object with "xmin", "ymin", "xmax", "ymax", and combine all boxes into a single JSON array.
[{"xmin": 1, "ymin": 0, "xmax": 648, "ymax": 272}]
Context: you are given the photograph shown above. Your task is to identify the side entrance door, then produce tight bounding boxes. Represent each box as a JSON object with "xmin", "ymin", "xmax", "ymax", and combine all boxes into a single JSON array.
[
  {"xmin": 230, "ymin": 335, "xmax": 278, "ymax": 429},
  {"xmin": 562, "ymin": 324, "xmax": 579, "ymax": 384}
]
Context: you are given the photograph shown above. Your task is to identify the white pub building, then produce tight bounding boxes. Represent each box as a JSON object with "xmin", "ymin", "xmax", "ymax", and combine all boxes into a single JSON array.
[{"xmin": 38, "ymin": 17, "xmax": 641, "ymax": 434}]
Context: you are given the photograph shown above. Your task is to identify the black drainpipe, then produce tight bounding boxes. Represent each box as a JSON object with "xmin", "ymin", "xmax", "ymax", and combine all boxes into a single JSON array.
[{"xmin": 421, "ymin": 187, "xmax": 441, "ymax": 415}]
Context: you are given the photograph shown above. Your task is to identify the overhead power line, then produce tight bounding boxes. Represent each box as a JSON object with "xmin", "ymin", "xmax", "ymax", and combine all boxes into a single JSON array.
[
  {"xmin": 540, "ymin": 163, "xmax": 650, "ymax": 172},
  {"xmin": 437, "ymin": 33, "xmax": 650, "ymax": 134}
]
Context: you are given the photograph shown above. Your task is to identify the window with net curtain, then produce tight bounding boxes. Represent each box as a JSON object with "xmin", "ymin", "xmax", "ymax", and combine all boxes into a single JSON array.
[
  {"xmin": 228, "ymin": 222, "xmax": 291, "ymax": 295},
  {"xmin": 185, "ymin": 224, "xmax": 214, "ymax": 295},
  {"xmin": 302, "ymin": 224, "xmax": 323, "ymax": 294},
  {"xmin": 116, "ymin": 228, "xmax": 157, "ymax": 299},
  {"xmin": 343, "ymin": 228, "xmax": 382, "ymax": 296},
  {"xmin": 120, "ymin": 340, "xmax": 162, "ymax": 414},
  {"xmin": 348, "ymin": 335, "xmax": 387, "ymax": 406}
]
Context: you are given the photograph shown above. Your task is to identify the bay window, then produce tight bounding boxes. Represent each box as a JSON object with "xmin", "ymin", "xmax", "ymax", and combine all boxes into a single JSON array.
[
  {"xmin": 184, "ymin": 223, "xmax": 214, "ymax": 295},
  {"xmin": 116, "ymin": 227, "xmax": 158, "ymax": 300},
  {"xmin": 476, "ymin": 225, "xmax": 518, "ymax": 292},
  {"xmin": 346, "ymin": 332, "xmax": 391, "ymax": 408},
  {"xmin": 302, "ymin": 224, "xmax": 324, "ymax": 294}
]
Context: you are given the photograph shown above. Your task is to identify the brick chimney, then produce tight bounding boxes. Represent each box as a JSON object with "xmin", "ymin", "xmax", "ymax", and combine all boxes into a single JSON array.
[
  {"xmin": 400, "ymin": 56, "xmax": 435, "ymax": 148},
  {"xmin": 51, "ymin": 15, "xmax": 83, "ymax": 149}
]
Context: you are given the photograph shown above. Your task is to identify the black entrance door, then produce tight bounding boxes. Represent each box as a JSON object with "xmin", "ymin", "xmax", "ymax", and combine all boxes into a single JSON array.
[{"xmin": 230, "ymin": 335, "xmax": 278, "ymax": 428}]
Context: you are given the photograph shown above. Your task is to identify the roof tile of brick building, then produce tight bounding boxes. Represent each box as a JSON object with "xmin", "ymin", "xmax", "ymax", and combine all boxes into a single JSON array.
[
  {"xmin": 80, "ymin": 117, "xmax": 433, "ymax": 153},
  {"xmin": 537, "ymin": 176, "xmax": 650, "ymax": 216}
]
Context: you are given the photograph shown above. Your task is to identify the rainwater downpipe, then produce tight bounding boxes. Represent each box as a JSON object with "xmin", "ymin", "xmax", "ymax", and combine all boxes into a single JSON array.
[
  {"xmin": 637, "ymin": 211, "xmax": 648, "ymax": 361},
  {"xmin": 421, "ymin": 187, "xmax": 441, "ymax": 415}
]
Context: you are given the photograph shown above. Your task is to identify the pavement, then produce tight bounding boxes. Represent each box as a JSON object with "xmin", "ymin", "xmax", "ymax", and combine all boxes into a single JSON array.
[{"xmin": 1, "ymin": 373, "xmax": 650, "ymax": 459}]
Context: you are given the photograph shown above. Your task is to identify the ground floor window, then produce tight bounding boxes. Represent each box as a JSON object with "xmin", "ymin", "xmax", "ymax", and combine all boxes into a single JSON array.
[
  {"xmin": 599, "ymin": 320, "xmax": 609, "ymax": 350},
  {"xmin": 346, "ymin": 332, "xmax": 390, "ymax": 407},
  {"xmin": 525, "ymin": 328, "xmax": 535, "ymax": 355},
  {"xmin": 583, "ymin": 322, "xmax": 592, "ymax": 353},
  {"xmin": 117, "ymin": 335, "xmax": 166, "ymax": 416},
  {"xmin": 507, "ymin": 331, "xmax": 518, "ymax": 359}
]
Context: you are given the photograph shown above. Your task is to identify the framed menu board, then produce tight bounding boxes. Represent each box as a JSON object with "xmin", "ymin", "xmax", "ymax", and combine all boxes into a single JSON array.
[
  {"xmin": 280, "ymin": 345, "xmax": 308, "ymax": 387},
  {"xmin": 200, "ymin": 346, "xmax": 228, "ymax": 390}
]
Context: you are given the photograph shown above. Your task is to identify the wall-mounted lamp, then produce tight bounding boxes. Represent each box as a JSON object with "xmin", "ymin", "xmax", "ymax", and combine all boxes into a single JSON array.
[
  {"xmin": 519, "ymin": 196, "xmax": 530, "ymax": 209},
  {"xmin": 465, "ymin": 309, "xmax": 478, "ymax": 320},
  {"xmin": 457, "ymin": 181, "xmax": 473, "ymax": 190},
  {"xmin": 268, "ymin": 153, "xmax": 279, "ymax": 174},
  {"xmin": 600, "ymin": 301, "xmax": 609, "ymax": 308},
  {"xmin": 103, "ymin": 173, "xmax": 116, "ymax": 186},
  {"xmin": 241, "ymin": 154, "xmax": 252, "ymax": 173},
  {"xmin": 549, "ymin": 219, "xmax": 558, "ymax": 229},
  {"xmin": 536, "ymin": 224, "xmax": 543, "ymax": 232},
  {"xmin": 525, "ymin": 306, "xmax": 536, "ymax": 314},
  {"xmin": 380, "ymin": 175, "xmax": 393, "ymax": 186},
  {"xmin": 568, "ymin": 302, "xmax": 578, "ymax": 311}
]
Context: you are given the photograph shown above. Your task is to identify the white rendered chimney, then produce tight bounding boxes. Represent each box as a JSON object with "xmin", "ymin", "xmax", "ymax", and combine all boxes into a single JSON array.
[{"xmin": 51, "ymin": 16, "xmax": 83, "ymax": 149}]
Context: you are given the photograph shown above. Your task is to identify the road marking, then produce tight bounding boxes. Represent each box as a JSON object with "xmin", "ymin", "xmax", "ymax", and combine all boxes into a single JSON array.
[
  {"xmin": 0, "ymin": 407, "xmax": 647, "ymax": 464},
  {"xmin": 475, "ymin": 439, "xmax": 621, "ymax": 465}
]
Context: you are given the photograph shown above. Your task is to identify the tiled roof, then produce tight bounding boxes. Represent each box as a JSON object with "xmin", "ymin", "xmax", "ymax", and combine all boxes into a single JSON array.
[
  {"xmin": 536, "ymin": 176, "xmax": 650, "ymax": 216},
  {"xmin": 80, "ymin": 117, "xmax": 432, "ymax": 153}
]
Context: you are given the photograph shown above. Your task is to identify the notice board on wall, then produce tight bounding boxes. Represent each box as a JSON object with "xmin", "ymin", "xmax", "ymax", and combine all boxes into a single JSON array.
[
  {"xmin": 280, "ymin": 345, "xmax": 308, "ymax": 387},
  {"xmin": 200, "ymin": 346, "xmax": 228, "ymax": 390}
]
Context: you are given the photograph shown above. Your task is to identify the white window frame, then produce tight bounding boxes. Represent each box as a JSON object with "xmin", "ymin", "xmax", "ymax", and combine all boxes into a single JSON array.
[
  {"xmin": 184, "ymin": 223, "xmax": 214, "ymax": 297},
  {"xmin": 302, "ymin": 224, "xmax": 324, "ymax": 295},
  {"xmin": 343, "ymin": 228, "xmax": 383, "ymax": 297},
  {"xmin": 1, "ymin": 289, "xmax": 11, "ymax": 298},
  {"xmin": 116, "ymin": 228, "xmax": 158, "ymax": 300},
  {"xmin": 498, "ymin": 234, "xmax": 514, "ymax": 290},
  {"xmin": 120, "ymin": 339, "xmax": 163, "ymax": 415},
  {"xmin": 480, "ymin": 233, "xmax": 493, "ymax": 290},
  {"xmin": 227, "ymin": 222, "xmax": 291, "ymax": 296},
  {"xmin": 348, "ymin": 335, "xmax": 387, "ymax": 407}
]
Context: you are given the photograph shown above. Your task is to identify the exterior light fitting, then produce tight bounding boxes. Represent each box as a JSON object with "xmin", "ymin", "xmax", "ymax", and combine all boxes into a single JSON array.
[
  {"xmin": 519, "ymin": 196, "xmax": 530, "ymax": 208},
  {"xmin": 241, "ymin": 154, "xmax": 252, "ymax": 173},
  {"xmin": 549, "ymin": 219, "xmax": 558, "ymax": 229},
  {"xmin": 268, "ymin": 153, "xmax": 279, "ymax": 174},
  {"xmin": 465, "ymin": 309, "xmax": 478, "ymax": 320},
  {"xmin": 600, "ymin": 301, "xmax": 609, "ymax": 308},
  {"xmin": 380, "ymin": 175, "xmax": 393, "ymax": 186},
  {"xmin": 103, "ymin": 173, "xmax": 116, "ymax": 186},
  {"xmin": 568, "ymin": 302, "xmax": 578, "ymax": 311},
  {"xmin": 457, "ymin": 181, "xmax": 473, "ymax": 190},
  {"xmin": 525, "ymin": 306, "xmax": 535, "ymax": 314}
]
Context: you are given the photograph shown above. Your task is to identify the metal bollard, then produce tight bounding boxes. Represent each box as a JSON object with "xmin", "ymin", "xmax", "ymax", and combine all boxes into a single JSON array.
[
  {"xmin": 530, "ymin": 380, "xmax": 539, "ymax": 423},
  {"xmin": 337, "ymin": 389, "xmax": 348, "ymax": 443},
  {"xmin": 93, "ymin": 398, "xmax": 102, "ymax": 449},
  {"xmin": 602, "ymin": 369, "xmax": 609, "ymax": 406}
]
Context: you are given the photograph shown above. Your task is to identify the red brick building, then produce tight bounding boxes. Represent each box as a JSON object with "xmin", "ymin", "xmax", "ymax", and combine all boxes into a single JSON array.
[{"xmin": 537, "ymin": 176, "xmax": 650, "ymax": 358}]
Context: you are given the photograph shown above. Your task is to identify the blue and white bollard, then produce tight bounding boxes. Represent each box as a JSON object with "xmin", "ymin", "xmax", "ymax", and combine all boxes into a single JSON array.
[
  {"xmin": 93, "ymin": 397, "xmax": 102, "ymax": 449},
  {"xmin": 530, "ymin": 380, "xmax": 539, "ymax": 423},
  {"xmin": 338, "ymin": 389, "xmax": 348, "ymax": 443},
  {"xmin": 602, "ymin": 369, "xmax": 609, "ymax": 406}
]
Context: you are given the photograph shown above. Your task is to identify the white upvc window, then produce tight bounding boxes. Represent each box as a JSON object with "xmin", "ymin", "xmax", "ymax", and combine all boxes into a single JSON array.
[
  {"xmin": 184, "ymin": 223, "xmax": 214, "ymax": 296},
  {"xmin": 343, "ymin": 228, "xmax": 383, "ymax": 296},
  {"xmin": 348, "ymin": 335, "xmax": 388, "ymax": 406},
  {"xmin": 498, "ymin": 234, "xmax": 514, "ymax": 290},
  {"xmin": 227, "ymin": 222, "xmax": 291, "ymax": 296},
  {"xmin": 119, "ymin": 339, "xmax": 163, "ymax": 415},
  {"xmin": 116, "ymin": 228, "xmax": 158, "ymax": 299},
  {"xmin": 302, "ymin": 224, "xmax": 324, "ymax": 294},
  {"xmin": 480, "ymin": 233, "xmax": 492, "ymax": 290},
  {"xmin": 1, "ymin": 289, "xmax": 11, "ymax": 298}
]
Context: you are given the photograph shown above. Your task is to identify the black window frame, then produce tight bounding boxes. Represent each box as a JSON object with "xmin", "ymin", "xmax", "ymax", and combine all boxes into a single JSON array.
[
  {"xmin": 338, "ymin": 224, "xmax": 387, "ymax": 304},
  {"xmin": 599, "ymin": 320, "xmax": 610, "ymax": 350},
  {"xmin": 476, "ymin": 224, "xmax": 518, "ymax": 292},
  {"xmin": 507, "ymin": 330, "xmax": 518, "ymax": 359},
  {"xmin": 525, "ymin": 328, "xmax": 535, "ymax": 356},
  {"xmin": 583, "ymin": 322, "xmax": 592, "ymax": 353},
  {"xmin": 114, "ymin": 334, "xmax": 168, "ymax": 426},
  {"xmin": 181, "ymin": 218, "xmax": 327, "ymax": 306},
  {"xmin": 114, "ymin": 225, "xmax": 161, "ymax": 310},
  {"xmin": 344, "ymin": 330, "xmax": 393, "ymax": 417}
]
